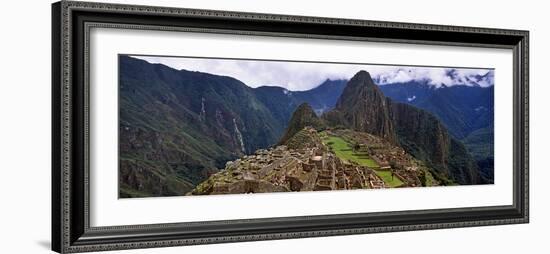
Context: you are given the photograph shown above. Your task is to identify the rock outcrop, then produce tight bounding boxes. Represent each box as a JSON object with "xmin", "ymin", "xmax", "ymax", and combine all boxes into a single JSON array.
[
  {"xmin": 331, "ymin": 71, "xmax": 398, "ymax": 143},
  {"xmin": 278, "ymin": 103, "xmax": 324, "ymax": 145}
]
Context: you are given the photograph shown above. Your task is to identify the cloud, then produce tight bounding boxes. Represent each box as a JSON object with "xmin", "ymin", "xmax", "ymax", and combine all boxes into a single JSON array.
[
  {"xmin": 132, "ymin": 55, "xmax": 494, "ymax": 91},
  {"xmin": 372, "ymin": 67, "xmax": 493, "ymax": 88}
]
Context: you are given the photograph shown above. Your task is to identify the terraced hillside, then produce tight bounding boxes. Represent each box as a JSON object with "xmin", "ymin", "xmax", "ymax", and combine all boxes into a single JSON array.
[
  {"xmin": 321, "ymin": 134, "xmax": 403, "ymax": 187},
  {"xmin": 191, "ymin": 127, "xmax": 440, "ymax": 195}
]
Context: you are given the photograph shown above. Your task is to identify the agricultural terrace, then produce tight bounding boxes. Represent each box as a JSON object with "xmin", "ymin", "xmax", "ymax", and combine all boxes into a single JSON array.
[{"xmin": 321, "ymin": 132, "xmax": 404, "ymax": 187}]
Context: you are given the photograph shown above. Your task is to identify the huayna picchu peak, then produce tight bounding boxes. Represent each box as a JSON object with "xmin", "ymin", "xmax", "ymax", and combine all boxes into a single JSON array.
[{"xmin": 329, "ymin": 70, "xmax": 398, "ymax": 144}]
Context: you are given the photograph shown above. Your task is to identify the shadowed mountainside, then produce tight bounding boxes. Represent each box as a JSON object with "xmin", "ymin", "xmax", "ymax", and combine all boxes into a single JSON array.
[{"xmin": 119, "ymin": 56, "xmax": 284, "ymax": 197}]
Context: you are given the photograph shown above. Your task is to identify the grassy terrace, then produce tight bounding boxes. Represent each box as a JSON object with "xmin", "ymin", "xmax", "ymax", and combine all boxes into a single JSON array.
[
  {"xmin": 373, "ymin": 170, "xmax": 404, "ymax": 188},
  {"xmin": 321, "ymin": 133, "xmax": 404, "ymax": 187},
  {"xmin": 322, "ymin": 136, "xmax": 379, "ymax": 167}
]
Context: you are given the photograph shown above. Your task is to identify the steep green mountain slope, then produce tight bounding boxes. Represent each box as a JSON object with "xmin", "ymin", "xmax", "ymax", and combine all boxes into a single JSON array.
[
  {"xmin": 390, "ymin": 103, "xmax": 478, "ymax": 184},
  {"xmin": 119, "ymin": 56, "xmax": 284, "ymax": 197},
  {"xmin": 379, "ymin": 82, "xmax": 494, "ymax": 162},
  {"xmin": 462, "ymin": 125, "xmax": 494, "ymax": 160}
]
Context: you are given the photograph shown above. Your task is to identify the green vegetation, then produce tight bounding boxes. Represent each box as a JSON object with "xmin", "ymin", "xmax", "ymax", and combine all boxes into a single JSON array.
[
  {"xmin": 322, "ymin": 135, "xmax": 379, "ymax": 168},
  {"xmin": 462, "ymin": 126, "xmax": 494, "ymax": 161},
  {"xmin": 321, "ymin": 134, "xmax": 404, "ymax": 187},
  {"xmin": 119, "ymin": 185, "xmax": 152, "ymax": 198},
  {"xmin": 373, "ymin": 170, "xmax": 403, "ymax": 187},
  {"xmin": 417, "ymin": 167, "xmax": 436, "ymax": 187}
]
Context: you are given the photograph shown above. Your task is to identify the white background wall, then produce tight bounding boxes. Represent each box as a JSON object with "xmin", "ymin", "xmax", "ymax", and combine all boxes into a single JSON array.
[{"xmin": 0, "ymin": 0, "xmax": 547, "ymax": 253}]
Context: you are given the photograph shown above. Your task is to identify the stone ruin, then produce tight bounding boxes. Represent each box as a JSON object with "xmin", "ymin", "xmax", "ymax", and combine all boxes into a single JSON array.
[
  {"xmin": 191, "ymin": 141, "xmax": 388, "ymax": 195},
  {"xmin": 190, "ymin": 127, "xmax": 432, "ymax": 195}
]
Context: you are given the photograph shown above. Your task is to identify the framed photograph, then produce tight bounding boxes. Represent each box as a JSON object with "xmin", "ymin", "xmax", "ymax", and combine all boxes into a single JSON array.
[{"xmin": 52, "ymin": 1, "xmax": 529, "ymax": 253}]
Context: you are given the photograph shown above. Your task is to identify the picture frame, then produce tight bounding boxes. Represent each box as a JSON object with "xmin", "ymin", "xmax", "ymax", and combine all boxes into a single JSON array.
[{"xmin": 51, "ymin": 1, "xmax": 529, "ymax": 253}]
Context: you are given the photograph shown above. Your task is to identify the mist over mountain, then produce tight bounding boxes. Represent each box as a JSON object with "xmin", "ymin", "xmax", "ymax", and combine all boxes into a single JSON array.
[
  {"xmin": 372, "ymin": 67, "xmax": 494, "ymax": 88},
  {"xmin": 136, "ymin": 55, "xmax": 493, "ymax": 90}
]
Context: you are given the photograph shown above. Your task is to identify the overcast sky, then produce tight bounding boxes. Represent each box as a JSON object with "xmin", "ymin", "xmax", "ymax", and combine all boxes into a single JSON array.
[{"xmin": 132, "ymin": 55, "xmax": 494, "ymax": 91}]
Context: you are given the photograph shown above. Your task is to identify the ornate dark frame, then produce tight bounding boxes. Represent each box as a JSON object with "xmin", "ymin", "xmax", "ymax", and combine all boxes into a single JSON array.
[{"xmin": 51, "ymin": 1, "xmax": 529, "ymax": 253}]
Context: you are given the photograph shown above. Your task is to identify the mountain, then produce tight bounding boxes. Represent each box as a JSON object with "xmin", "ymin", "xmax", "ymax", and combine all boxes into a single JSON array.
[
  {"xmin": 253, "ymin": 78, "xmax": 494, "ymax": 145},
  {"xmin": 251, "ymin": 86, "xmax": 298, "ymax": 128},
  {"xmin": 292, "ymin": 79, "xmax": 348, "ymax": 114},
  {"xmin": 390, "ymin": 103, "xmax": 478, "ymax": 184},
  {"xmin": 328, "ymin": 71, "xmax": 398, "ymax": 143},
  {"xmin": 462, "ymin": 125, "xmax": 494, "ymax": 183},
  {"xmin": 462, "ymin": 125, "xmax": 494, "ymax": 160},
  {"xmin": 375, "ymin": 80, "xmax": 434, "ymax": 104},
  {"xmin": 378, "ymin": 81, "xmax": 494, "ymax": 168},
  {"xmin": 119, "ymin": 56, "xmax": 285, "ymax": 197},
  {"xmin": 321, "ymin": 71, "xmax": 481, "ymax": 185},
  {"xmin": 252, "ymin": 79, "xmax": 347, "ymax": 124},
  {"xmin": 278, "ymin": 103, "xmax": 325, "ymax": 145},
  {"xmin": 258, "ymin": 78, "xmax": 495, "ymax": 155},
  {"xmin": 376, "ymin": 81, "xmax": 494, "ymax": 139}
]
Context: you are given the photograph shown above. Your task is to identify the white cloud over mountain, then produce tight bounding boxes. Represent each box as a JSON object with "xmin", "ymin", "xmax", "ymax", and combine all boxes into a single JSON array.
[{"xmin": 134, "ymin": 55, "xmax": 494, "ymax": 91}]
